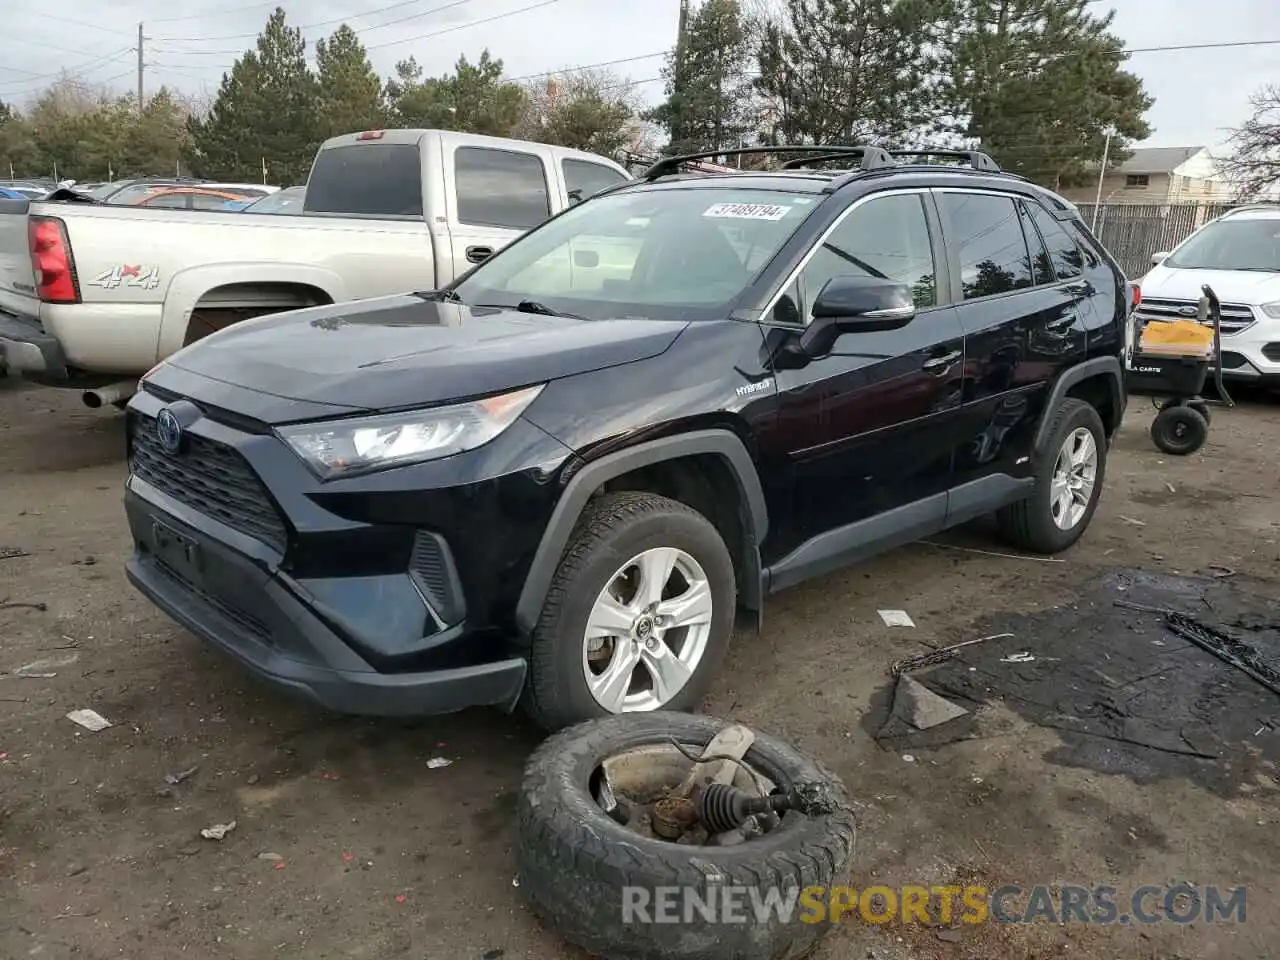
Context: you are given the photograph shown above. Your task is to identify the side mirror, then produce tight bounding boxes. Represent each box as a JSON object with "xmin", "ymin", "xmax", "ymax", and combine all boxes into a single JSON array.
[
  {"xmin": 812, "ymin": 276, "xmax": 917, "ymax": 330},
  {"xmin": 781, "ymin": 277, "xmax": 917, "ymax": 366},
  {"xmin": 1150, "ymin": 251, "xmax": 1169, "ymax": 266},
  {"xmin": 573, "ymin": 249, "xmax": 599, "ymax": 268}
]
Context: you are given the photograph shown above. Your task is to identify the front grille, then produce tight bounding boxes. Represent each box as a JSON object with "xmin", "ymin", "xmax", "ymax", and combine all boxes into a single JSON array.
[
  {"xmin": 1135, "ymin": 297, "xmax": 1255, "ymax": 336},
  {"xmin": 129, "ymin": 412, "xmax": 288, "ymax": 553}
]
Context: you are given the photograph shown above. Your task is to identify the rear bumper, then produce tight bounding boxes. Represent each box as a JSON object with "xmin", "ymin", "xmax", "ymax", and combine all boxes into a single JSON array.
[
  {"xmin": 125, "ymin": 484, "xmax": 529, "ymax": 717},
  {"xmin": 0, "ymin": 309, "xmax": 67, "ymax": 379}
]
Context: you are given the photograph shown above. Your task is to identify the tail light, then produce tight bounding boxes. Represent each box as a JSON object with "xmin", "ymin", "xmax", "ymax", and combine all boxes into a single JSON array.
[
  {"xmin": 356, "ymin": 130, "xmax": 385, "ymax": 141},
  {"xmin": 28, "ymin": 216, "xmax": 80, "ymax": 304}
]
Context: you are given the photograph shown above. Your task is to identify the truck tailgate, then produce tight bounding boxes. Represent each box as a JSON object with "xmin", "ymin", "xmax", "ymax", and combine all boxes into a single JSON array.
[{"xmin": 0, "ymin": 198, "xmax": 38, "ymax": 318}]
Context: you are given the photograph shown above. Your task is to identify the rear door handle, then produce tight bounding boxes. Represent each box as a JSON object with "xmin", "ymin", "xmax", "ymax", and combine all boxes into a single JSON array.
[
  {"xmin": 922, "ymin": 349, "xmax": 962, "ymax": 372},
  {"xmin": 466, "ymin": 245, "xmax": 494, "ymax": 264},
  {"xmin": 1047, "ymin": 312, "xmax": 1079, "ymax": 332}
]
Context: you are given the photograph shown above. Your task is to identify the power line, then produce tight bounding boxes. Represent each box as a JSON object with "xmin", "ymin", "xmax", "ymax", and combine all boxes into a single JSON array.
[
  {"xmin": 20, "ymin": 11, "xmax": 135, "ymax": 37},
  {"xmin": 0, "ymin": 47, "xmax": 134, "ymax": 96},
  {"xmin": 154, "ymin": 0, "xmax": 474, "ymax": 44}
]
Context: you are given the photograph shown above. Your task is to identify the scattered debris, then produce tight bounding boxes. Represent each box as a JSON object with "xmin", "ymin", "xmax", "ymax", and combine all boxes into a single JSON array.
[
  {"xmin": 1165, "ymin": 482, "xmax": 1177, "ymax": 494},
  {"xmin": 201, "ymin": 821, "xmax": 237, "ymax": 841},
  {"xmin": 1163, "ymin": 611, "xmax": 1280, "ymax": 697},
  {"xmin": 165, "ymin": 766, "xmax": 199, "ymax": 785},
  {"xmin": 1000, "ymin": 652, "xmax": 1037, "ymax": 664},
  {"xmin": 426, "ymin": 757, "xmax": 453, "ymax": 769},
  {"xmin": 15, "ymin": 653, "xmax": 79, "ymax": 678},
  {"xmin": 878, "ymin": 609, "xmax": 916, "ymax": 628},
  {"xmin": 257, "ymin": 852, "xmax": 283, "ymax": 862},
  {"xmin": 0, "ymin": 598, "xmax": 47, "ymax": 612},
  {"xmin": 893, "ymin": 675, "xmax": 970, "ymax": 730},
  {"xmin": 1119, "ymin": 516, "xmax": 1147, "ymax": 527},
  {"xmin": 937, "ymin": 928, "xmax": 963, "ymax": 943},
  {"xmin": 0, "ymin": 547, "xmax": 30, "ymax": 561},
  {"xmin": 902, "ymin": 754, "xmax": 916, "ymax": 763},
  {"xmin": 1206, "ymin": 565, "xmax": 1236, "ymax": 579},
  {"xmin": 66, "ymin": 863, "xmax": 87, "ymax": 877},
  {"xmin": 919, "ymin": 540, "xmax": 1066, "ymax": 562},
  {"xmin": 65, "ymin": 709, "xmax": 111, "ymax": 732},
  {"xmin": 892, "ymin": 633, "xmax": 1014, "ymax": 676}
]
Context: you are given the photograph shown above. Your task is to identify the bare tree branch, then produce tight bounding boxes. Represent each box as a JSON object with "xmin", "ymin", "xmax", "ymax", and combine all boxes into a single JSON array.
[{"xmin": 1220, "ymin": 84, "xmax": 1280, "ymax": 201}]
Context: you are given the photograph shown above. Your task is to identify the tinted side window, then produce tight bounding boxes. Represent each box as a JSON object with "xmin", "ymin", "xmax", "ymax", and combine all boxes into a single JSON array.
[
  {"xmin": 1018, "ymin": 202, "xmax": 1054, "ymax": 285},
  {"xmin": 940, "ymin": 193, "xmax": 1033, "ymax": 299},
  {"xmin": 143, "ymin": 194, "xmax": 189, "ymax": 208},
  {"xmin": 456, "ymin": 147, "xmax": 550, "ymax": 229},
  {"xmin": 797, "ymin": 193, "xmax": 938, "ymax": 318},
  {"xmin": 190, "ymin": 194, "xmax": 232, "ymax": 210},
  {"xmin": 563, "ymin": 159, "xmax": 628, "ymax": 205},
  {"xmin": 1026, "ymin": 201, "xmax": 1084, "ymax": 279},
  {"xmin": 303, "ymin": 143, "xmax": 423, "ymax": 217}
]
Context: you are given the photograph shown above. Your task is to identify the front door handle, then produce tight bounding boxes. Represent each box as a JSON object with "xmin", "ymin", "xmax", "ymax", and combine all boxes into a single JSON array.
[
  {"xmin": 923, "ymin": 349, "xmax": 962, "ymax": 372},
  {"xmin": 466, "ymin": 245, "xmax": 494, "ymax": 264}
]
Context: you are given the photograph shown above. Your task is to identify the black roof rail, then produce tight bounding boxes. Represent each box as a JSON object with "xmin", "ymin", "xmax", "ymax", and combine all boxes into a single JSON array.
[
  {"xmin": 639, "ymin": 144, "xmax": 894, "ymax": 181},
  {"xmin": 778, "ymin": 148, "xmax": 895, "ymax": 170},
  {"xmin": 885, "ymin": 149, "xmax": 1001, "ymax": 172}
]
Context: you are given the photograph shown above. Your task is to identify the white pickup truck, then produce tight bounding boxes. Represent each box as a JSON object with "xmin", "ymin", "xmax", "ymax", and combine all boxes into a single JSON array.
[{"xmin": 0, "ymin": 129, "xmax": 630, "ymax": 405}]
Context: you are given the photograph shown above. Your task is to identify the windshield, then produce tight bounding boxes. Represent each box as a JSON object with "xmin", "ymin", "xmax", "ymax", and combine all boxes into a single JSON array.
[
  {"xmin": 1165, "ymin": 217, "xmax": 1280, "ymax": 271},
  {"xmin": 450, "ymin": 186, "xmax": 821, "ymax": 320}
]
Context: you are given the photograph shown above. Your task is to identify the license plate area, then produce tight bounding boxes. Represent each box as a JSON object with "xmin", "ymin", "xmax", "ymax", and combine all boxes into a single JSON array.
[{"xmin": 152, "ymin": 518, "xmax": 202, "ymax": 583}]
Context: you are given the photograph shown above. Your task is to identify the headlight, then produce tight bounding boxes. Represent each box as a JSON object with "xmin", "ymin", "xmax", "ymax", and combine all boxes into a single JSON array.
[
  {"xmin": 1260, "ymin": 302, "xmax": 1280, "ymax": 319},
  {"xmin": 277, "ymin": 384, "xmax": 544, "ymax": 479}
]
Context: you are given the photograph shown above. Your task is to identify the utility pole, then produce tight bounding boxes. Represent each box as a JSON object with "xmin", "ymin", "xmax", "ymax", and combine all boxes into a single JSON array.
[
  {"xmin": 1092, "ymin": 125, "xmax": 1116, "ymax": 232},
  {"xmin": 136, "ymin": 22, "xmax": 144, "ymax": 115}
]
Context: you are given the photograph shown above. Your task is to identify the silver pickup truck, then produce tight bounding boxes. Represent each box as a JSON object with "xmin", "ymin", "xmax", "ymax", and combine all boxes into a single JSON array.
[{"xmin": 0, "ymin": 129, "xmax": 630, "ymax": 405}]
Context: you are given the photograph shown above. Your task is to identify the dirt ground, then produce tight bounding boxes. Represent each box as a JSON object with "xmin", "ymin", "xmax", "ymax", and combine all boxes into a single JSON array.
[{"xmin": 1, "ymin": 377, "xmax": 1276, "ymax": 960}]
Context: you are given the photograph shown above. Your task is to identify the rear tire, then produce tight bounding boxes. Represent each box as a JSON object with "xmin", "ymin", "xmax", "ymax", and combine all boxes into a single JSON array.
[
  {"xmin": 1151, "ymin": 404, "xmax": 1208, "ymax": 455},
  {"xmin": 997, "ymin": 398, "xmax": 1107, "ymax": 554},
  {"xmin": 521, "ymin": 492, "xmax": 736, "ymax": 733}
]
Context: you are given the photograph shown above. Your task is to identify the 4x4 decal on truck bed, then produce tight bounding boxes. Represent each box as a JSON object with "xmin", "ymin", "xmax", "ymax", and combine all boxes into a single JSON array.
[{"xmin": 87, "ymin": 265, "xmax": 160, "ymax": 290}]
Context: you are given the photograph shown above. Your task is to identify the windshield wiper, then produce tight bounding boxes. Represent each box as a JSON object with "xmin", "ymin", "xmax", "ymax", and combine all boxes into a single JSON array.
[{"xmin": 474, "ymin": 300, "xmax": 590, "ymax": 321}]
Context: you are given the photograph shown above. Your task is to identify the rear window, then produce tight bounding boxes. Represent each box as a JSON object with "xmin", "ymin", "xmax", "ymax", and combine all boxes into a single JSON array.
[{"xmin": 303, "ymin": 143, "xmax": 423, "ymax": 217}]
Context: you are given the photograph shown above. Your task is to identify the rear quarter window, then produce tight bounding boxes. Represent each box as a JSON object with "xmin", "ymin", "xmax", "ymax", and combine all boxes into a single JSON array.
[{"xmin": 304, "ymin": 143, "xmax": 424, "ymax": 217}]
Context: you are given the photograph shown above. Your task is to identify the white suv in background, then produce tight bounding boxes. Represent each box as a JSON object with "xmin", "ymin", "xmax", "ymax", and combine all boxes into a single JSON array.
[{"xmin": 1141, "ymin": 205, "xmax": 1280, "ymax": 389}]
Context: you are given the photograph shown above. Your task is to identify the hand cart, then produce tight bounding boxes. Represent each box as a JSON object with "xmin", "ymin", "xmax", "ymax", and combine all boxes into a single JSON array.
[{"xmin": 1126, "ymin": 283, "xmax": 1235, "ymax": 455}]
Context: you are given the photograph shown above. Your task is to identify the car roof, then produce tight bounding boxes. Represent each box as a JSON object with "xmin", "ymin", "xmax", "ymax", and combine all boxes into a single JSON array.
[{"xmin": 1218, "ymin": 204, "xmax": 1280, "ymax": 220}]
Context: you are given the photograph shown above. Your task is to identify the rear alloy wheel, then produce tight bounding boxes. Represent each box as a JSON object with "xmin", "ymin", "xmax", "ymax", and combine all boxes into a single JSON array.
[
  {"xmin": 997, "ymin": 398, "xmax": 1107, "ymax": 554},
  {"xmin": 522, "ymin": 492, "xmax": 736, "ymax": 732}
]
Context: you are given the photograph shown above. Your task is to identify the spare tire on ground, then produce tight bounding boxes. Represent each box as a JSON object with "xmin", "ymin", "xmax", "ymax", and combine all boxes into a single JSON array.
[{"xmin": 516, "ymin": 712, "xmax": 857, "ymax": 960}]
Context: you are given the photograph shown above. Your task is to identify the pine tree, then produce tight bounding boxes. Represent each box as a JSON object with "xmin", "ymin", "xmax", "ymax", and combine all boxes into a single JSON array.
[
  {"xmin": 937, "ymin": 0, "xmax": 1152, "ymax": 187},
  {"xmin": 388, "ymin": 51, "xmax": 525, "ymax": 137},
  {"xmin": 754, "ymin": 0, "xmax": 947, "ymax": 147},
  {"xmin": 521, "ymin": 72, "xmax": 635, "ymax": 155},
  {"xmin": 316, "ymin": 24, "xmax": 385, "ymax": 139},
  {"xmin": 646, "ymin": 0, "xmax": 756, "ymax": 155},
  {"xmin": 186, "ymin": 7, "xmax": 318, "ymax": 184}
]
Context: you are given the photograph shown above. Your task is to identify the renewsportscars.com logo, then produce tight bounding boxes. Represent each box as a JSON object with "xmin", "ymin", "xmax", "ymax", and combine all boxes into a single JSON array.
[{"xmin": 621, "ymin": 884, "xmax": 1247, "ymax": 926}]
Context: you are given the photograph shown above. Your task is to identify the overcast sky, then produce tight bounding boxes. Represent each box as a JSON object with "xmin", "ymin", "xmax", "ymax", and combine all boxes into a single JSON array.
[{"xmin": 1, "ymin": 0, "xmax": 1276, "ymax": 151}]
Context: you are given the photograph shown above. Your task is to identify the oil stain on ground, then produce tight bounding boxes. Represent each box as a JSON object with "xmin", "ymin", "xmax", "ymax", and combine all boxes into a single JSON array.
[{"xmin": 868, "ymin": 568, "xmax": 1279, "ymax": 799}]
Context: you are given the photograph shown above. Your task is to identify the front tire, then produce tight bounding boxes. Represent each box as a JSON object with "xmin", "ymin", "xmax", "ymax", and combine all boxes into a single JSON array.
[
  {"xmin": 521, "ymin": 492, "xmax": 737, "ymax": 733},
  {"xmin": 997, "ymin": 397, "xmax": 1107, "ymax": 553}
]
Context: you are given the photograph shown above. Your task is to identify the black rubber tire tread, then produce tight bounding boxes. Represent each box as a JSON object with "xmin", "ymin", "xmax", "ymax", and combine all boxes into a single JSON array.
[
  {"xmin": 516, "ymin": 712, "xmax": 857, "ymax": 960},
  {"xmin": 1151, "ymin": 405, "xmax": 1209, "ymax": 455},
  {"xmin": 997, "ymin": 397, "xmax": 1107, "ymax": 554},
  {"xmin": 1159, "ymin": 396, "xmax": 1211, "ymax": 426},
  {"xmin": 521, "ymin": 491, "xmax": 736, "ymax": 733}
]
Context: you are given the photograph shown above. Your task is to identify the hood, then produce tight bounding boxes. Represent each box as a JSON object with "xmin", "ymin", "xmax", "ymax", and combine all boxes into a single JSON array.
[
  {"xmin": 1142, "ymin": 265, "xmax": 1280, "ymax": 305},
  {"xmin": 165, "ymin": 294, "xmax": 689, "ymax": 415}
]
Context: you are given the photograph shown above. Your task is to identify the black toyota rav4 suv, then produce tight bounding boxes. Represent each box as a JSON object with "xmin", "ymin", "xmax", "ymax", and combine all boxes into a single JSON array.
[{"xmin": 124, "ymin": 145, "xmax": 1131, "ymax": 732}]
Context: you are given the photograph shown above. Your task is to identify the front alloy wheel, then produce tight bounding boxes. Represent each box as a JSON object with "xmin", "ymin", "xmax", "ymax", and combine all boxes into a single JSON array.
[{"xmin": 583, "ymin": 547, "xmax": 714, "ymax": 712}]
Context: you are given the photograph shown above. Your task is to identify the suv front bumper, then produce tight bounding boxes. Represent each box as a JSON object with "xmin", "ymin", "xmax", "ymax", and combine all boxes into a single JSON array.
[{"xmin": 126, "ymin": 484, "xmax": 528, "ymax": 715}]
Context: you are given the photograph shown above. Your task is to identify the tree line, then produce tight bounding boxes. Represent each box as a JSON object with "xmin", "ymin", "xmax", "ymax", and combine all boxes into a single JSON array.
[{"xmin": 1, "ymin": 1, "xmax": 1277, "ymax": 198}]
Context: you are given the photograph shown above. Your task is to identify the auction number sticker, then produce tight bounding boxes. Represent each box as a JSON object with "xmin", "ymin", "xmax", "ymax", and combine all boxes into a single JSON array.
[{"xmin": 703, "ymin": 202, "xmax": 792, "ymax": 221}]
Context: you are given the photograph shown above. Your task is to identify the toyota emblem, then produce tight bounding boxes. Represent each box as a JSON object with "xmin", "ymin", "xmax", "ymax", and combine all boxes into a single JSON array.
[{"xmin": 155, "ymin": 408, "xmax": 184, "ymax": 454}]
